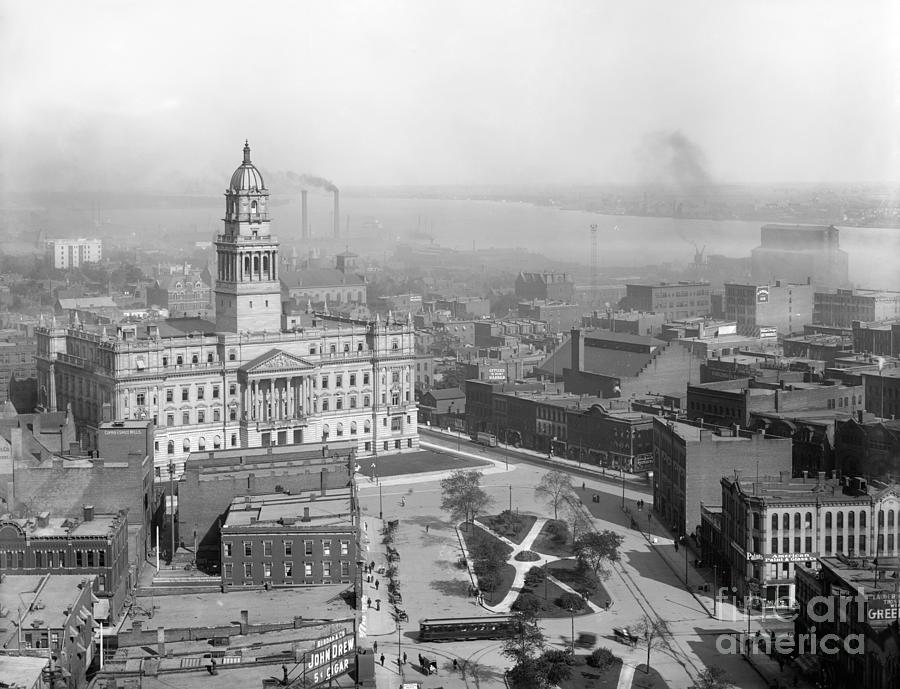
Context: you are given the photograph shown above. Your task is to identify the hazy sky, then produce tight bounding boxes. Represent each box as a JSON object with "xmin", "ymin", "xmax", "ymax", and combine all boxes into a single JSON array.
[{"xmin": 3, "ymin": 1, "xmax": 899, "ymax": 191}]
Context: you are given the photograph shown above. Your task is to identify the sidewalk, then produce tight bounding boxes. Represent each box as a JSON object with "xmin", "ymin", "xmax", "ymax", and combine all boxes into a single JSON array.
[{"xmin": 422, "ymin": 426, "xmax": 650, "ymax": 488}]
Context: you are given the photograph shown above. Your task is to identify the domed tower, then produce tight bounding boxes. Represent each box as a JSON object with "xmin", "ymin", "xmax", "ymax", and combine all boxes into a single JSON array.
[{"xmin": 214, "ymin": 141, "xmax": 282, "ymax": 333}]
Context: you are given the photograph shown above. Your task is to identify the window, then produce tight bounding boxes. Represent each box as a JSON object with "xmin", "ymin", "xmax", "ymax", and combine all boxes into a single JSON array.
[
  {"xmin": 167, "ymin": 440, "xmax": 174, "ymax": 454},
  {"xmin": 177, "ymin": 355, "xmax": 183, "ymax": 365},
  {"xmin": 244, "ymin": 541, "xmax": 252, "ymax": 557},
  {"xmin": 230, "ymin": 408, "xmax": 237, "ymax": 421},
  {"xmin": 166, "ymin": 389, "xmax": 174, "ymax": 402},
  {"xmin": 364, "ymin": 420, "xmax": 371, "ymax": 433},
  {"xmin": 213, "ymin": 409, "xmax": 221, "ymax": 422},
  {"xmin": 163, "ymin": 356, "xmax": 169, "ymax": 367},
  {"xmin": 244, "ymin": 562, "xmax": 253, "ymax": 578},
  {"xmin": 284, "ymin": 541, "xmax": 293, "ymax": 556},
  {"xmin": 198, "ymin": 410, "xmax": 205, "ymax": 424},
  {"xmin": 213, "ymin": 385, "xmax": 220, "ymax": 399},
  {"xmin": 197, "ymin": 387, "xmax": 205, "ymax": 400},
  {"xmin": 230, "ymin": 383, "xmax": 237, "ymax": 396},
  {"xmin": 336, "ymin": 423, "xmax": 344, "ymax": 436},
  {"xmin": 284, "ymin": 562, "xmax": 293, "ymax": 577},
  {"xmin": 391, "ymin": 417, "xmax": 402, "ymax": 431},
  {"xmin": 341, "ymin": 561, "xmax": 350, "ymax": 577},
  {"xmin": 166, "ymin": 413, "xmax": 174, "ymax": 426},
  {"xmin": 305, "ymin": 563, "xmax": 313, "ymax": 577},
  {"xmin": 848, "ymin": 512, "xmax": 855, "ymax": 528},
  {"xmin": 304, "ymin": 540, "xmax": 313, "ymax": 556},
  {"xmin": 322, "ymin": 540, "xmax": 331, "ymax": 556},
  {"xmin": 364, "ymin": 395, "xmax": 370, "ymax": 407},
  {"xmin": 860, "ymin": 511, "xmax": 866, "ymax": 528},
  {"xmin": 825, "ymin": 512, "xmax": 832, "ymax": 529},
  {"xmin": 350, "ymin": 374, "xmax": 356, "ymax": 386},
  {"xmin": 224, "ymin": 542, "xmax": 232, "ymax": 557},
  {"xmin": 351, "ymin": 421, "xmax": 357, "ymax": 435},
  {"xmin": 322, "ymin": 399, "xmax": 329, "ymax": 412},
  {"xmin": 323, "ymin": 561, "xmax": 331, "ymax": 577},
  {"xmin": 263, "ymin": 541, "xmax": 272, "ymax": 557},
  {"xmin": 340, "ymin": 540, "xmax": 349, "ymax": 555},
  {"xmin": 321, "ymin": 376, "xmax": 329, "ymax": 389},
  {"xmin": 263, "ymin": 562, "xmax": 272, "ymax": 578},
  {"xmin": 336, "ymin": 397, "xmax": 343, "ymax": 410},
  {"xmin": 825, "ymin": 536, "xmax": 832, "ymax": 553},
  {"xmin": 344, "ymin": 343, "xmax": 350, "ymax": 353},
  {"xmin": 229, "ymin": 350, "xmax": 236, "ymax": 361},
  {"xmin": 363, "ymin": 373, "xmax": 370, "ymax": 385},
  {"xmin": 182, "ymin": 388, "xmax": 189, "ymax": 401},
  {"xmin": 350, "ymin": 396, "xmax": 357, "ymax": 409},
  {"xmin": 182, "ymin": 411, "xmax": 190, "ymax": 425},
  {"xmin": 336, "ymin": 375, "xmax": 343, "ymax": 388}
]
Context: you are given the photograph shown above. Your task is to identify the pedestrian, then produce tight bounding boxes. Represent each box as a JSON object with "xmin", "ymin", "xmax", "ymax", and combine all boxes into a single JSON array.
[
  {"xmin": 425, "ymin": 524, "xmax": 429, "ymax": 534},
  {"xmin": 606, "ymin": 599, "xmax": 611, "ymax": 611},
  {"xmin": 364, "ymin": 521, "xmax": 368, "ymax": 531},
  {"xmin": 373, "ymin": 640, "xmax": 378, "ymax": 654},
  {"xmin": 380, "ymin": 654, "xmax": 385, "ymax": 666},
  {"xmin": 674, "ymin": 541, "xmax": 679, "ymax": 552},
  {"xmin": 453, "ymin": 658, "xmax": 458, "ymax": 671},
  {"xmin": 582, "ymin": 481, "xmax": 586, "ymax": 490},
  {"xmin": 375, "ymin": 579, "xmax": 380, "ymax": 590},
  {"xmin": 403, "ymin": 652, "xmax": 407, "ymax": 665}
]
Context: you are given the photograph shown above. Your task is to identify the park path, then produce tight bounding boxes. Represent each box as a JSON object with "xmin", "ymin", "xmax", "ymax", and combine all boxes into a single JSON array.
[{"xmin": 473, "ymin": 517, "xmax": 559, "ymax": 613}]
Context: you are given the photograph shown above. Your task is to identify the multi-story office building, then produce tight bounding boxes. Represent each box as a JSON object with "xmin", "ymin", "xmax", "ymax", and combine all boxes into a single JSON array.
[
  {"xmin": 700, "ymin": 472, "xmax": 900, "ymax": 609},
  {"xmin": 751, "ymin": 224, "xmax": 849, "ymax": 290},
  {"xmin": 0, "ymin": 507, "xmax": 130, "ymax": 621},
  {"xmin": 652, "ymin": 417, "xmax": 792, "ymax": 537},
  {"xmin": 220, "ymin": 488, "xmax": 358, "ymax": 589},
  {"xmin": 814, "ymin": 288, "xmax": 900, "ymax": 328},
  {"xmin": 834, "ymin": 413, "xmax": 900, "ymax": 482},
  {"xmin": 622, "ymin": 282, "xmax": 711, "ymax": 321},
  {"xmin": 34, "ymin": 143, "xmax": 419, "ymax": 477},
  {"xmin": 725, "ymin": 280, "xmax": 815, "ymax": 336},
  {"xmin": 861, "ymin": 368, "xmax": 900, "ymax": 420},
  {"xmin": 145, "ymin": 270, "xmax": 213, "ymax": 319},
  {"xmin": 45, "ymin": 238, "xmax": 103, "ymax": 269},
  {"xmin": 567, "ymin": 405, "xmax": 654, "ymax": 471},
  {"xmin": 795, "ymin": 555, "xmax": 900, "ymax": 689},
  {"xmin": 851, "ymin": 320, "xmax": 900, "ymax": 358}
]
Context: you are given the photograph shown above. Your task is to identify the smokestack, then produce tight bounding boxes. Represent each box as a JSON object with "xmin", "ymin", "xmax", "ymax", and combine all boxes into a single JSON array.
[
  {"xmin": 301, "ymin": 190, "xmax": 309, "ymax": 240},
  {"xmin": 333, "ymin": 188, "xmax": 340, "ymax": 239}
]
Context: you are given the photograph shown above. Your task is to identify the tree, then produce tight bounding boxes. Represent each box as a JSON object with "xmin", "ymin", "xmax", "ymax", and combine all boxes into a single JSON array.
[
  {"xmin": 695, "ymin": 666, "xmax": 733, "ymax": 689},
  {"xmin": 534, "ymin": 470, "xmax": 576, "ymax": 520},
  {"xmin": 633, "ymin": 616, "xmax": 669, "ymax": 673},
  {"xmin": 501, "ymin": 607, "xmax": 545, "ymax": 673},
  {"xmin": 440, "ymin": 470, "xmax": 493, "ymax": 530},
  {"xmin": 537, "ymin": 649, "xmax": 573, "ymax": 686},
  {"xmin": 565, "ymin": 496, "xmax": 593, "ymax": 542},
  {"xmin": 573, "ymin": 530, "xmax": 625, "ymax": 579},
  {"xmin": 524, "ymin": 565, "xmax": 548, "ymax": 599},
  {"xmin": 470, "ymin": 531, "xmax": 507, "ymax": 596}
]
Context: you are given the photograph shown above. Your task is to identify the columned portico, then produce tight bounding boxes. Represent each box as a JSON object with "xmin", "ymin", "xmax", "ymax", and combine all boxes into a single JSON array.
[{"xmin": 246, "ymin": 374, "xmax": 311, "ymax": 421}]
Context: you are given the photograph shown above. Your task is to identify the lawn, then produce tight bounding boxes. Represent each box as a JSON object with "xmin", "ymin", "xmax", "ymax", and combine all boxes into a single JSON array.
[
  {"xmin": 515, "ymin": 577, "xmax": 593, "ymax": 618},
  {"xmin": 631, "ymin": 664, "xmax": 671, "ymax": 689},
  {"xmin": 480, "ymin": 511, "xmax": 537, "ymax": 544},
  {"xmin": 547, "ymin": 559, "xmax": 612, "ymax": 609},
  {"xmin": 363, "ymin": 450, "xmax": 490, "ymax": 478},
  {"xmin": 556, "ymin": 655, "xmax": 623, "ymax": 689},
  {"xmin": 459, "ymin": 523, "xmax": 516, "ymax": 600},
  {"xmin": 531, "ymin": 518, "xmax": 574, "ymax": 557}
]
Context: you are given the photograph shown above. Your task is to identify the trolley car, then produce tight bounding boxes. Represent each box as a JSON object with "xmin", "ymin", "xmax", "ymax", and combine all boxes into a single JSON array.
[{"xmin": 418, "ymin": 615, "xmax": 518, "ymax": 642}]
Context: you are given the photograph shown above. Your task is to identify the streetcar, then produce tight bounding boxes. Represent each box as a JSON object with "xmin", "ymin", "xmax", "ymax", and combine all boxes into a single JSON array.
[{"xmin": 418, "ymin": 615, "xmax": 518, "ymax": 642}]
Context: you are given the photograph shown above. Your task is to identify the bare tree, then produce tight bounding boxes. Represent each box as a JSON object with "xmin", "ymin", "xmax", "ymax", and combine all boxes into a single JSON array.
[
  {"xmin": 565, "ymin": 496, "xmax": 593, "ymax": 542},
  {"xmin": 534, "ymin": 470, "xmax": 576, "ymax": 520},
  {"xmin": 632, "ymin": 615, "xmax": 670, "ymax": 673},
  {"xmin": 573, "ymin": 530, "xmax": 624, "ymax": 580}
]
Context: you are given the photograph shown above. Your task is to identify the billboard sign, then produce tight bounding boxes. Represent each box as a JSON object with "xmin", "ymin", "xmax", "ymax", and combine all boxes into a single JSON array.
[
  {"xmin": 759, "ymin": 326, "xmax": 778, "ymax": 338},
  {"xmin": 747, "ymin": 552, "xmax": 817, "ymax": 563},
  {"xmin": 306, "ymin": 628, "xmax": 355, "ymax": 686},
  {"xmin": 865, "ymin": 597, "xmax": 900, "ymax": 622},
  {"xmin": 756, "ymin": 286, "xmax": 769, "ymax": 303},
  {"xmin": 487, "ymin": 367, "xmax": 506, "ymax": 381}
]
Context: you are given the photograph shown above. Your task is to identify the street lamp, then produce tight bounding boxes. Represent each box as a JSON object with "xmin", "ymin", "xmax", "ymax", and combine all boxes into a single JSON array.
[
  {"xmin": 713, "ymin": 563, "xmax": 718, "ymax": 619},
  {"xmin": 508, "ymin": 485, "xmax": 512, "ymax": 513}
]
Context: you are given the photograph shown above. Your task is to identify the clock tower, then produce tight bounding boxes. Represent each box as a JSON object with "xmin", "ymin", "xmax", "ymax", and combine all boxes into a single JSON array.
[{"xmin": 214, "ymin": 142, "xmax": 282, "ymax": 333}]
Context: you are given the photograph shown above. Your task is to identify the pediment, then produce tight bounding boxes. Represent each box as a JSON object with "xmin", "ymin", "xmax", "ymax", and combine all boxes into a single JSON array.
[{"xmin": 241, "ymin": 348, "xmax": 315, "ymax": 374}]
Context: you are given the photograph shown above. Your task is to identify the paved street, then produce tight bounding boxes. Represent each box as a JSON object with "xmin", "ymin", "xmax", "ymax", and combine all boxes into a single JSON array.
[{"xmin": 355, "ymin": 442, "xmax": 785, "ymax": 689}]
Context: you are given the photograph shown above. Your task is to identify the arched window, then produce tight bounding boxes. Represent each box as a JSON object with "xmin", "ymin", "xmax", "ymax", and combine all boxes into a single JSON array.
[
  {"xmin": 336, "ymin": 423, "xmax": 344, "ymax": 437},
  {"xmin": 357, "ymin": 342, "xmax": 363, "ymax": 352},
  {"xmin": 198, "ymin": 437, "xmax": 206, "ymax": 450},
  {"xmin": 350, "ymin": 421, "xmax": 357, "ymax": 435},
  {"xmin": 771, "ymin": 514, "xmax": 779, "ymax": 531},
  {"xmin": 344, "ymin": 343, "xmax": 350, "ymax": 353},
  {"xmin": 251, "ymin": 200, "xmax": 258, "ymax": 214},
  {"xmin": 213, "ymin": 435, "xmax": 222, "ymax": 449},
  {"xmin": 837, "ymin": 512, "xmax": 844, "ymax": 528},
  {"xmin": 322, "ymin": 424, "xmax": 330, "ymax": 439},
  {"xmin": 889, "ymin": 511, "xmax": 896, "ymax": 527},
  {"xmin": 167, "ymin": 440, "xmax": 174, "ymax": 455},
  {"xmin": 330, "ymin": 344, "xmax": 336, "ymax": 354},
  {"xmin": 244, "ymin": 256, "xmax": 251, "ymax": 274},
  {"xmin": 794, "ymin": 513, "xmax": 801, "ymax": 529},
  {"xmin": 848, "ymin": 512, "xmax": 855, "ymax": 528},
  {"xmin": 183, "ymin": 438, "xmax": 190, "ymax": 452},
  {"xmin": 859, "ymin": 511, "xmax": 866, "ymax": 528},
  {"xmin": 176, "ymin": 355, "xmax": 183, "ymax": 365},
  {"xmin": 805, "ymin": 512, "xmax": 813, "ymax": 528},
  {"xmin": 262, "ymin": 254, "xmax": 268, "ymax": 273},
  {"xmin": 253, "ymin": 255, "xmax": 260, "ymax": 274},
  {"xmin": 825, "ymin": 512, "xmax": 832, "ymax": 529},
  {"xmin": 364, "ymin": 419, "xmax": 371, "ymax": 433}
]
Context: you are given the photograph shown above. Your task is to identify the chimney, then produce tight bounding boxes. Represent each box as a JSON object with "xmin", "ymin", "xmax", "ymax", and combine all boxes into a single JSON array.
[
  {"xmin": 301, "ymin": 190, "xmax": 309, "ymax": 240},
  {"xmin": 333, "ymin": 188, "xmax": 340, "ymax": 239},
  {"xmin": 571, "ymin": 328, "xmax": 584, "ymax": 373},
  {"xmin": 302, "ymin": 507, "xmax": 310, "ymax": 522},
  {"xmin": 83, "ymin": 505, "xmax": 94, "ymax": 522},
  {"xmin": 240, "ymin": 610, "xmax": 249, "ymax": 634},
  {"xmin": 157, "ymin": 626, "xmax": 165, "ymax": 657},
  {"xmin": 320, "ymin": 469, "xmax": 326, "ymax": 495}
]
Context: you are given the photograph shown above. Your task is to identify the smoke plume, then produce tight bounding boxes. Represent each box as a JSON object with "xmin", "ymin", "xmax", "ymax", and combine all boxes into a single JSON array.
[
  {"xmin": 636, "ymin": 130, "xmax": 712, "ymax": 190},
  {"xmin": 283, "ymin": 171, "xmax": 337, "ymax": 192}
]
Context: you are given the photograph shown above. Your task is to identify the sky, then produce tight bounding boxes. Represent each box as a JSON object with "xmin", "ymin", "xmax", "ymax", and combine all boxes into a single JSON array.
[{"xmin": 2, "ymin": 0, "xmax": 899, "ymax": 191}]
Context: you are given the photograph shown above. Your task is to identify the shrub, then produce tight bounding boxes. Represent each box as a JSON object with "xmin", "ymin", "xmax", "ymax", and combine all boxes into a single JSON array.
[
  {"xmin": 587, "ymin": 647, "xmax": 617, "ymax": 670},
  {"xmin": 547, "ymin": 520, "xmax": 570, "ymax": 544},
  {"xmin": 514, "ymin": 550, "xmax": 540, "ymax": 562},
  {"xmin": 555, "ymin": 592, "xmax": 584, "ymax": 611},
  {"xmin": 512, "ymin": 592, "xmax": 542, "ymax": 616}
]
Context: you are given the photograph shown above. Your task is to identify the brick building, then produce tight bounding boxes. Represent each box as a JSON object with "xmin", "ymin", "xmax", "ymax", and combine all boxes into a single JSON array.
[
  {"xmin": 0, "ymin": 507, "xmax": 131, "ymax": 622},
  {"xmin": 0, "ymin": 332, "xmax": 36, "ymax": 406},
  {"xmin": 621, "ymin": 282, "xmax": 711, "ymax": 321},
  {"xmin": 178, "ymin": 443, "xmax": 353, "ymax": 564},
  {"xmin": 220, "ymin": 488, "xmax": 358, "ymax": 589},
  {"xmin": 834, "ymin": 416, "xmax": 900, "ymax": 482},
  {"xmin": 652, "ymin": 417, "xmax": 792, "ymax": 537},
  {"xmin": 725, "ymin": 280, "xmax": 815, "ymax": 336},
  {"xmin": 782, "ymin": 333, "xmax": 854, "ymax": 366},
  {"xmin": 581, "ymin": 310, "xmax": 666, "ymax": 337},
  {"xmin": 851, "ymin": 321, "xmax": 900, "ymax": 358},
  {"xmin": 145, "ymin": 270, "xmax": 213, "ymax": 319},
  {"xmin": 517, "ymin": 301, "xmax": 581, "ymax": 333},
  {"xmin": 814, "ymin": 288, "xmax": 900, "ymax": 328},
  {"xmin": 567, "ymin": 405, "xmax": 654, "ymax": 471},
  {"xmin": 464, "ymin": 379, "xmax": 556, "ymax": 439},
  {"xmin": 862, "ymin": 368, "xmax": 900, "ymax": 420},
  {"xmin": 701, "ymin": 473, "xmax": 900, "ymax": 610},
  {"xmin": 0, "ymin": 574, "xmax": 97, "ymax": 688},
  {"xmin": 795, "ymin": 555, "xmax": 900, "ymax": 689}
]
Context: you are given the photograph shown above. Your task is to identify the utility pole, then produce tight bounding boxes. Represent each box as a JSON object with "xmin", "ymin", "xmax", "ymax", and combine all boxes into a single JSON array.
[{"xmin": 169, "ymin": 462, "xmax": 176, "ymax": 565}]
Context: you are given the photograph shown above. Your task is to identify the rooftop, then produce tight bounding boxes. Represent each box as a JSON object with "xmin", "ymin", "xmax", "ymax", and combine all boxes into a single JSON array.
[
  {"xmin": 2, "ymin": 513, "xmax": 123, "ymax": 539},
  {"xmin": 223, "ymin": 489, "xmax": 354, "ymax": 529},
  {"xmin": 818, "ymin": 555, "xmax": 900, "ymax": 600},
  {"xmin": 0, "ymin": 655, "xmax": 48, "ymax": 687},
  {"xmin": 0, "ymin": 574, "xmax": 94, "ymax": 641}
]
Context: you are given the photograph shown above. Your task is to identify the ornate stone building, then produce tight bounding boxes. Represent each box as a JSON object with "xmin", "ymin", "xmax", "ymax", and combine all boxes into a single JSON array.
[{"xmin": 34, "ymin": 143, "xmax": 419, "ymax": 478}]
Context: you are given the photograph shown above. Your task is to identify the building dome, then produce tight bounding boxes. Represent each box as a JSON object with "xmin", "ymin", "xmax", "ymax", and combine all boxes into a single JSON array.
[{"xmin": 229, "ymin": 141, "xmax": 265, "ymax": 191}]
